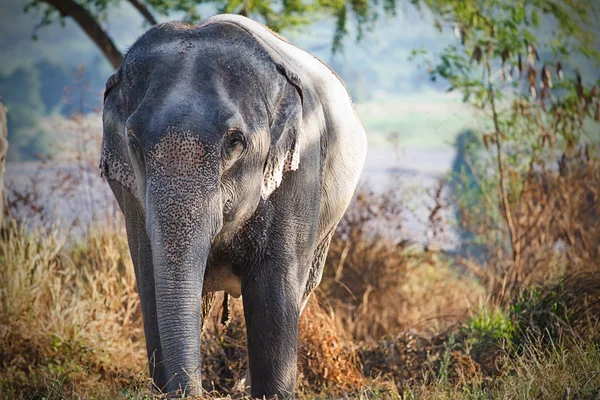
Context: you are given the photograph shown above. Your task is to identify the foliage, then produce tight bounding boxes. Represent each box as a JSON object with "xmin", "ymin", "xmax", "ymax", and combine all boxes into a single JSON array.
[
  {"xmin": 319, "ymin": 185, "xmax": 483, "ymax": 341},
  {"xmin": 511, "ymin": 272, "xmax": 600, "ymax": 347},
  {"xmin": 465, "ymin": 306, "xmax": 515, "ymax": 346},
  {"xmin": 0, "ymin": 222, "xmax": 147, "ymax": 398},
  {"xmin": 447, "ymin": 129, "xmax": 488, "ymax": 260},
  {"xmin": 1, "ymin": 139, "xmax": 599, "ymax": 398},
  {"xmin": 36, "ymin": 59, "xmax": 72, "ymax": 114},
  {"xmin": 27, "ymin": 0, "xmax": 397, "ymax": 59},
  {"xmin": 3, "ymin": 186, "xmax": 599, "ymax": 398}
]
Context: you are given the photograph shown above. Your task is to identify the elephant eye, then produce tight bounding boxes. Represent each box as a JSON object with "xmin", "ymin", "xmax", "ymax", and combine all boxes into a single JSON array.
[{"xmin": 223, "ymin": 130, "xmax": 246, "ymax": 161}]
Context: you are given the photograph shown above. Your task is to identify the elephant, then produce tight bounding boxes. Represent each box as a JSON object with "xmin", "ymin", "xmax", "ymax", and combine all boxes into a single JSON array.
[{"xmin": 101, "ymin": 14, "xmax": 367, "ymax": 398}]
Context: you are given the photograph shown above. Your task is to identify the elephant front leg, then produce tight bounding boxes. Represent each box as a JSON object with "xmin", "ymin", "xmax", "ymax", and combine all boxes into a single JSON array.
[
  {"xmin": 112, "ymin": 182, "xmax": 167, "ymax": 390},
  {"xmin": 125, "ymin": 216, "xmax": 168, "ymax": 390},
  {"xmin": 242, "ymin": 259, "xmax": 302, "ymax": 398}
]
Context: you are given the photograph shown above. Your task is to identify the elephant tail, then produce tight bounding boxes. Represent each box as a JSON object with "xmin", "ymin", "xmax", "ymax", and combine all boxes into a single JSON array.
[{"xmin": 221, "ymin": 293, "xmax": 231, "ymax": 326}]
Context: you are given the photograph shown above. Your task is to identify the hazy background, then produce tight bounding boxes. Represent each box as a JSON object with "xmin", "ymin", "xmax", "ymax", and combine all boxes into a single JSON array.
[
  {"xmin": 0, "ymin": 0, "xmax": 468, "ymax": 156},
  {"xmin": 1, "ymin": 0, "xmax": 597, "ymax": 245},
  {"xmin": 0, "ymin": 0, "xmax": 470, "ymax": 245}
]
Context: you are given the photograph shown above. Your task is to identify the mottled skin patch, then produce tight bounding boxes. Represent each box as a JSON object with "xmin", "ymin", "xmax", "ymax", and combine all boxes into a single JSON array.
[
  {"xmin": 100, "ymin": 135, "xmax": 137, "ymax": 198},
  {"xmin": 101, "ymin": 14, "xmax": 366, "ymax": 399},
  {"xmin": 148, "ymin": 128, "xmax": 206, "ymax": 170},
  {"xmin": 145, "ymin": 131, "xmax": 216, "ymax": 271}
]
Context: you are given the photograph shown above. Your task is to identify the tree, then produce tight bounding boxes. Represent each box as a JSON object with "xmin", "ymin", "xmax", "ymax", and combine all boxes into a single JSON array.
[
  {"xmin": 414, "ymin": 0, "xmax": 600, "ymax": 295},
  {"xmin": 448, "ymin": 129, "xmax": 487, "ymax": 260},
  {"xmin": 0, "ymin": 101, "xmax": 7, "ymax": 228},
  {"xmin": 27, "ymin": 0, "xmax": 397, "ymax": 69}
]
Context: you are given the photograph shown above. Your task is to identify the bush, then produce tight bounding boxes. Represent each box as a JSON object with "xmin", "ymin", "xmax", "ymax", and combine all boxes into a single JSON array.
[{"xmin": 319, "ymin": 186, "xmax": 483, "ymax": 341}]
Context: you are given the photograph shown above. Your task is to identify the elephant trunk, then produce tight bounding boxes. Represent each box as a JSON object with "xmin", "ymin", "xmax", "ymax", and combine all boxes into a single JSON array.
[{"xmin": 146, "ymin": 176, "xmax": 222, "ymax": 396}]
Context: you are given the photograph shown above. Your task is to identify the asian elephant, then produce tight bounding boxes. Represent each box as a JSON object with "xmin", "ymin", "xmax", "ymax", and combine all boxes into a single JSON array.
[{"xmin": 101, "ymin": 14, "xmax": 366, "ymax": 398}]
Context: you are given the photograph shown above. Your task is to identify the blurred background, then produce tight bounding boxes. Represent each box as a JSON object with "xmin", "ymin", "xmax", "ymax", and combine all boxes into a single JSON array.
[
  {"xmin": 0, "ymin": 0, "xmax": 599, "ymax": 398},
  {"xmin": 0, "ymin": 0, "xmax": 472, "ymax": 247}
]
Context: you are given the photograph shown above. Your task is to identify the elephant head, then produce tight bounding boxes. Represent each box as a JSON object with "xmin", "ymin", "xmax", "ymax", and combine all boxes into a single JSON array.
[{"xmin": 101, "ymin": 21, "xmax": 303, "ymax": 395}]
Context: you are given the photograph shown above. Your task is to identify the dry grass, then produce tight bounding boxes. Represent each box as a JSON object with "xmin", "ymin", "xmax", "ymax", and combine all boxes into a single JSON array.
[
  {"xmin": 320, "ymin": 188, "xmax": 483, "ymax": 342},
  {"xmin": 0, "ymin": 222, "xmax": 147, "ymax": 399},
  {"xmin": 1, "ymin": 141, "xmax": 599, "ymax": 399},
  {"xmin": 297, "ymin": 298, "xmax": 363, "ymax": 394},
  {"xmin": 1, "ymin": 205, "xmax": 599, "ymax": 398},
  {"xmin": 496, "ymin": 339, "xmax": 600, "ymax": 399},
  {"xmin": 455, "ymin": 132, "xmax": 600, "ymax": 302}
]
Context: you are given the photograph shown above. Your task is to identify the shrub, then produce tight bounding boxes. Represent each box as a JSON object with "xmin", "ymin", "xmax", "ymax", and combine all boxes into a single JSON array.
[{"xmin": 319, "ymin": 186, "xmax": 483, "ymax": 341}]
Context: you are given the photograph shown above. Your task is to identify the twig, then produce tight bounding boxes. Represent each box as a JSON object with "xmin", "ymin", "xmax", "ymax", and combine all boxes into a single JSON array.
[{"xmin": 485, "ymin": 40, "xmax": 521, "ymax": 279}]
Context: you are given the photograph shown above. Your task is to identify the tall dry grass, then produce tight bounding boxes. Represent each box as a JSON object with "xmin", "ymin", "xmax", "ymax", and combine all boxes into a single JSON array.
[
  {"xmin": 320, "ymin": 187, "xmax": 483, "ymax": 341},
  {"xmin": 0, "ymin": 222, "xmax": 146, "ymax": 398},
  {"xmin": 2, "ymin": 182, "xmax": 599, "ymax": 398},
  {"xmin": 468, "ymin": 149, "xmax": 600, "ymax": 298}
]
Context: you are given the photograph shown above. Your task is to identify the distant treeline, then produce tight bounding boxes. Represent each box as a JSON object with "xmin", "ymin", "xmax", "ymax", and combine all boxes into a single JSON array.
[{"xmin": 0, "ymin": 58, "xmax": 107, "ymax": 161}]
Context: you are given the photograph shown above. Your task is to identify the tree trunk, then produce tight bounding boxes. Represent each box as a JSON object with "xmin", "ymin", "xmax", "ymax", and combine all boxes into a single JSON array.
[
  {"xmin": 40, "ymin": 0, "xmax": 123, "ymax": 68},
  {"xmin": 0, "ymin": 102, "xmax": 8, "ymax": 230}
]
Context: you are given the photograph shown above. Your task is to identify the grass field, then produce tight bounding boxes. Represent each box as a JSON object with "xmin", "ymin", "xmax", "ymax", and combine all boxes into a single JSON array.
[{"xmin": 1, "ymin": 186, "xmax": 598, "ymax": 399}]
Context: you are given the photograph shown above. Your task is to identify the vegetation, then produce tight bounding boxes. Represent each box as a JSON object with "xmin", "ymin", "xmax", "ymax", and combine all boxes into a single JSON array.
[
  {"xmin": 1, "ymin": 180, "xmax": 598, "ymax": 399},
  {"xmin": 2, "ymin": 0, "xmax": 436, "ymax": 161},
  {"xmin": 419, "ymin": 0, "xmax": 600, "ymax": 296},
  {"xmin": 0, "ymin": 61, "xmax": 105, "ymax": 161}
]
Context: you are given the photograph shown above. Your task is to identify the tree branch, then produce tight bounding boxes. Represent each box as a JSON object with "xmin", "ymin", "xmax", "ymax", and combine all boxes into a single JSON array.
[
  {"xmin": 485, "ymin": 41, "xmax": 521, "ymax": 281},
  {"xmin": 127, "ymin": 0, "xmax": 158, "ymax": 25},
  {"xmin": 40, "ymin": 0, "xmax": 123, "ymax": 68}
]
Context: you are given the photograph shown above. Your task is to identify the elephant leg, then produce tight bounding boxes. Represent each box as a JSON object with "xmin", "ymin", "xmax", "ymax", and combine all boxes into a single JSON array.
[
  {"xmin": 108, "ymin": 182, "xmax": 167, "ymax": 389},
  {"xmin": 242, "ymin": 258, "xmax": 302, "ymax": 398},
  {"xmin": 126, "ymin": 217, "xmax": 167, "ymax": 389}
]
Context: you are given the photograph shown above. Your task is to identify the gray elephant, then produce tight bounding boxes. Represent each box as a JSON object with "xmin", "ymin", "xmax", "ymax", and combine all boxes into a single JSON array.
[{"xmin": 101, "ymin": 14, "xmax": 366, "ymax": 398}]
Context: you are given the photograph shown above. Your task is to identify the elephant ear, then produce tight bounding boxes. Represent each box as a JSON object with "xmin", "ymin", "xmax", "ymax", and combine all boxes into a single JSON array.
[
  {"xmin": 100, "ymin": 68, "xmax": 139, "ymax": 201},
  {"xmin": 261, "ymin": 64, "xmax": 303, "ymax": 200}
]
